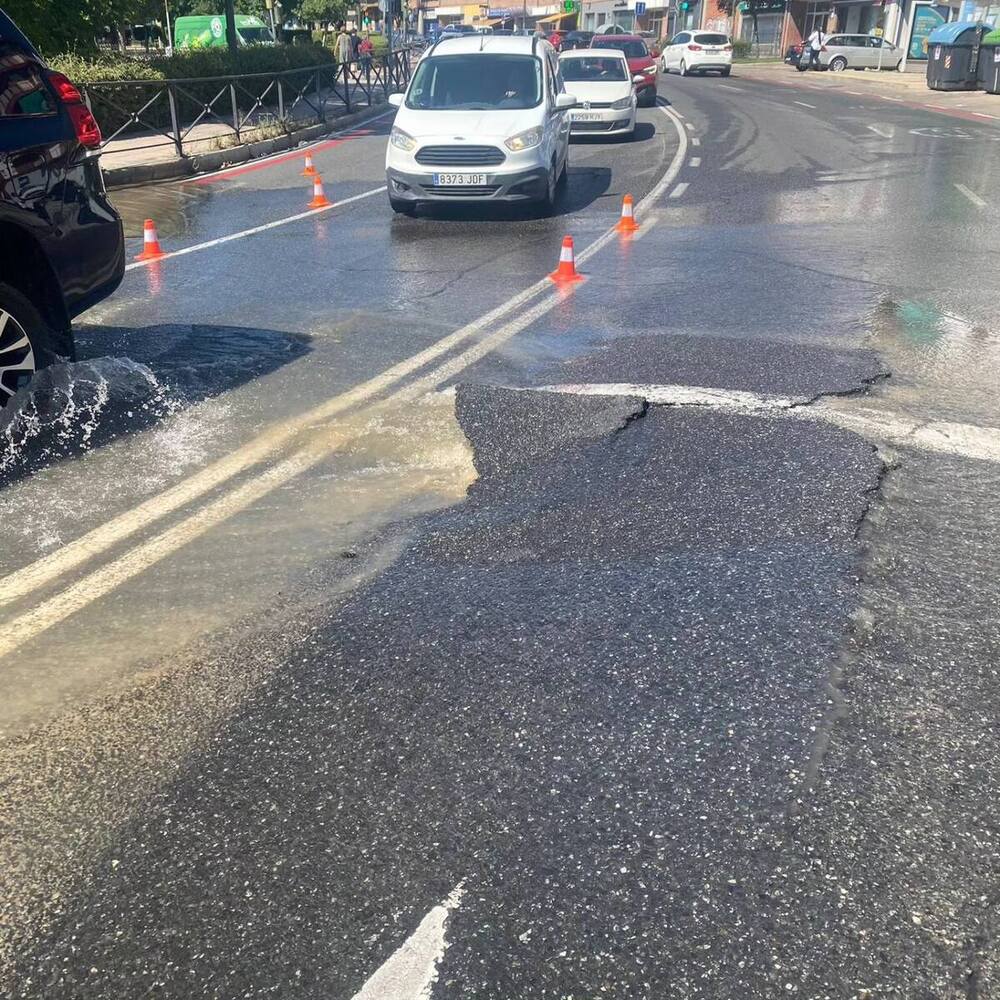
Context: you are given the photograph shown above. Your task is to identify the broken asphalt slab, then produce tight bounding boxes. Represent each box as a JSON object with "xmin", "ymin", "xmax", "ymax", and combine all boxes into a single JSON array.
[{"xmin": 12, "ymin": 384, "xmax": 886, "ymax": 999}]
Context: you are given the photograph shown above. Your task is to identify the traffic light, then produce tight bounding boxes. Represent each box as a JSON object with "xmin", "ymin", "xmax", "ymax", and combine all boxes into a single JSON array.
[{"xmin": 679, "ymin": 1, "xmax": 690, "ymax": 10}]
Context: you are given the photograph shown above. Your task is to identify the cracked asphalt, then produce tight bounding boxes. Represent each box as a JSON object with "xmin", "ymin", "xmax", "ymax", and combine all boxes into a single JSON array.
[{"xmin": 3, "ymin": 66, "xmax": 1000, "ymax": 999}]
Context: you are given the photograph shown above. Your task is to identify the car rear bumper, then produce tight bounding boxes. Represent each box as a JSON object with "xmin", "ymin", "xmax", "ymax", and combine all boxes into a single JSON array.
[{"xmin": 386, "ymin": 164, "xmax": 550, "ymax": 203}]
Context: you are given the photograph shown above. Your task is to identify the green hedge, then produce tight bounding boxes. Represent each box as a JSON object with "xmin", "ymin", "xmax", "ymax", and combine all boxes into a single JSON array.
[
  {"xmin": 50, "ymin": 43, "xmax": 335, "ymax": 85},
  {"xmin": 731, "ymin": 38, "xmax": 752, "ymax": 58}
]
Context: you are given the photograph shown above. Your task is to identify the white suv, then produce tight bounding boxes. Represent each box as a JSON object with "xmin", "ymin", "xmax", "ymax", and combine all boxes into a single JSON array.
[
  {"xmin": 660, "ymin": 31, "xmax": 733, "ymax": 76},
  {"xmin": 385, "ymin": 35, "xmax": 576, "ymax": 215}
]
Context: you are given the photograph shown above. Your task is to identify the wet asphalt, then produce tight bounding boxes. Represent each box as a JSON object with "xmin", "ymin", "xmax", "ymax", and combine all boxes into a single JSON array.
[{"xmin": 4, "ymin": 69, "xmax": 1000, "ymax": 998}]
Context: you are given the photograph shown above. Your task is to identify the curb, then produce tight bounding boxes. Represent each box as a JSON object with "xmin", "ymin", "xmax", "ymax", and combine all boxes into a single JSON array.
[{"xmin": 103, "ymin": 102, "xmax": 391, "ymax": 189}]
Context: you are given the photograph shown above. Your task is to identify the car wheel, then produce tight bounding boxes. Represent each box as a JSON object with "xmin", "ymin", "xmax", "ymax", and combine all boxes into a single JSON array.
[
  {"xmin": 796, "ymin": 60, "xmax": 808, "ymax": 72},
  {"xmin": 556, "ymin": 152, "xmax": 568, "ymax": 189},
  {"xmin": 829, "ymin": 56, "xmax": 847, "ymax": 71},
  {"xmin": 0, "ymin": 282, "xmax": 48, "ymax": 406},
  {"xmin": 721, "ymin": 66, "xmax": 731, "ymax": 76},
  {"xmin": 679, "ymin": 59, "xmax": 688, "ymax": 76},
  {"xmin": 389, "ymin": 195, "xmax": 416, "ymax": 216},
  {"xmin": 895, "ymin": 59, "xmax": 903, "ymax": 71},
  {"xmin": 536, "ymin": 164, "xmax": 557, "ymax": 216}
]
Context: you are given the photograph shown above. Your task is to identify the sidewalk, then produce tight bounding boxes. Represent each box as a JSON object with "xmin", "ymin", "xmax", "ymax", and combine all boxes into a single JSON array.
[{"xmin": 733, "ymin": 60, "xmax": 1000, "ymax": 125}]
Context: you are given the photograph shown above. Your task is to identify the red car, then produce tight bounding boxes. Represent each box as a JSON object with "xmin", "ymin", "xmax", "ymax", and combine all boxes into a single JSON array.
[
  {"xmin": 548, "ymin": 30, "xmax": 564, "ymax": 50},
  {"xmin": 591, "ymin": 33, "xmax": 660, "ymax": 106}
]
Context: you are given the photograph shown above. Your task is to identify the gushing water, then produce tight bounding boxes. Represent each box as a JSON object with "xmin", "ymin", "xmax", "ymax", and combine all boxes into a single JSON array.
[{"xmin": 0, "ymin": 358, "xmax": 180, "ymax": 484}]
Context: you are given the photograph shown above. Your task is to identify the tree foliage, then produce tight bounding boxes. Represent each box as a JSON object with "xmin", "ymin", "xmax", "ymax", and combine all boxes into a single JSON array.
[{"xmin": 297, "ymin": 0, "xmax": 348, "ymax": 26}]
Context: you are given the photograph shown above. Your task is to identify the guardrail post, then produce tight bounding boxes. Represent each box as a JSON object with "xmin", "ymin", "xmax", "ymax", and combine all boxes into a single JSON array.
[
  {"xmin": 277, "ymin": 74, "xmax": 284, "ymax": 121},
  {"xmin": 167, "ymin": 82, "xmax": 183, "ymax": 157},
  {"xmin": 229, "ymin": 80, "xmax": 240, "ymax": 140},
  {"xmin": 343, "ymin": 63, "xmax": 352, "ymax": 114}
]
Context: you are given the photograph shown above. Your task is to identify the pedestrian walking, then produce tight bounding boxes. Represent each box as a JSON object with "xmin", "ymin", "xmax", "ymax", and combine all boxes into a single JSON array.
[
  {"xmin": 335, "ymin": 24, "xmax": 353, "ymax": 67},
  {"xmin": 359, "ymin": 33, "xmax": 373, "ymax": 75},
  {"xmin": 806, "ymin": 24, "xmax": 825, "ymax": 69},
  {"xmin": 350, "ymin": 28, "xmax": 361, "ymax": 61}
]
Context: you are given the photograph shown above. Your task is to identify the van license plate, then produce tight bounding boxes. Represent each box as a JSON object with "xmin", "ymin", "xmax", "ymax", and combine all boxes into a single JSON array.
[
  {"xmin": 433, "ymin": 173, "xmax": 487, "ymax": 185},
  {"xmin": 573, "ymin": 113, "xmax": 601, "ymax": 120}
]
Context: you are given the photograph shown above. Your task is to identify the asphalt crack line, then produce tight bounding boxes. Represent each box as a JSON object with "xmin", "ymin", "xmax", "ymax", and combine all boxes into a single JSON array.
[
  {"xmin": 0, "ymin": 107, "xmax": 690, "ymax": 645},
  {"xmin": 527, "ymin": 383, "xmax": 1000, "ymax": 464}
]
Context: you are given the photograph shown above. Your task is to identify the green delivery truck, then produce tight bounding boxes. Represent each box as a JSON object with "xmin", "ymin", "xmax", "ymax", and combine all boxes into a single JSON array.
[{"xmin": 174, "ymin": 14, "xmax": 275, "ymax": 48}]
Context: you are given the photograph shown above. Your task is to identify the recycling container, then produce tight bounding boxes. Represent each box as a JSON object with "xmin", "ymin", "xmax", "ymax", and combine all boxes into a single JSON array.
[
  {"xmin": 978, "ymin": 28, "xmax": 1000, "ymax": 92},
  {"xmin": 926, "ymin": 21, "xmax": 991, "ymax": 91}
]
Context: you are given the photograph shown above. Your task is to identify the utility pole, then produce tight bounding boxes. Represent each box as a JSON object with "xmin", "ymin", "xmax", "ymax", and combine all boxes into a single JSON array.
[
  {"xmin": 224, "ymin": 0, "xmax": 239, "ymax": 57},
  {"xmin": 164, "ymin": 0, "xmax": 173, "ymax": 49}
]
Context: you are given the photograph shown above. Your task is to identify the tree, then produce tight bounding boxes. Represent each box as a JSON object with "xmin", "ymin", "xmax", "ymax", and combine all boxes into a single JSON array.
[
  {"xmin": 297, "ymin": 0, "xmax": 348, "ymax": 26},
  {"xmin": 716, "ymin": 0, "xmax": 759, "ymax": 47}
]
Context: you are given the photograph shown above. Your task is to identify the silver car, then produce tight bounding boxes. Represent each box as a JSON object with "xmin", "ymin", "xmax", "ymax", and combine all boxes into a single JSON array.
[{"xmin": 819, "ymin": 34, "xmax": 902, "ymax": 71}]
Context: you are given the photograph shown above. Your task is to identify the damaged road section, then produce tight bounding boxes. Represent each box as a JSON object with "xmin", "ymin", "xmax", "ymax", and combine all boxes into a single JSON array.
[{"xmin": 13, "ymin": 384, "xmax": 884, "ymax": 1000}]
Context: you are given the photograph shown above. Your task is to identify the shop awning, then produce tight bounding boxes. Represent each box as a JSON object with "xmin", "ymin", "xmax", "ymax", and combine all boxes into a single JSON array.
[
  {"xmin": 536, "ymin": 12, "xmax": 573, "ymax": 24},
  {"xmin": 477, "ymin": 16, "xmax": 505, "ymax": 24}
]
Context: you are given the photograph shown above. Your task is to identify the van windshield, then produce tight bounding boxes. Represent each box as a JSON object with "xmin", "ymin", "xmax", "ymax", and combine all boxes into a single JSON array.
[
  {"xmin": 238, "ymin": 26, "xmax": 274, "ymax": 43},
  {"xmin": 407, "ymin": 54, "xmax": 543, "ymax": 109}
]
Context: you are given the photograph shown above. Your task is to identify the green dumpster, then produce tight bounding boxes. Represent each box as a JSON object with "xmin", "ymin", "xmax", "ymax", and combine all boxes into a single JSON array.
[{"xmin": 978, "ymin": 28, "xmax": 1000, "ymax": 92}]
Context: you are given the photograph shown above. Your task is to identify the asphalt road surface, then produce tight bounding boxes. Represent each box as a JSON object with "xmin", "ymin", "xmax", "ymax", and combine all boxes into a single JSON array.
[{"xmin": 2, "ymin": 71, "xmax": 1000, "ymax": 999}]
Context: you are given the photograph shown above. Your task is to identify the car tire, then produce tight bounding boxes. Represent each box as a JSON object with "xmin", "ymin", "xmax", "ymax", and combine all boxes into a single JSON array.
[
  {"xmin": 796, "ymin": 60, "xmax": 808, "ymax": 72},
  {"xmin": 829, "ymin": 56, "xmax": 847, "ymax": 71},
  {"xmin": 721, "ymin": 66, "xmax": 731, "ymax": 76},
  {"xmin": 0, "ymin": 282, "xmax": 50, "ymax": 406},
  {"xmin": 679, "ymin": 59, "xmax": 688, "ymax": 76},
  {"xmin": 895, "ymin": 59, "xmax": 903, "ymax": 71},
  {"xmin": 536, "ymin": 164, "xmax": 557, "ymax": 216},
  {"xmin": 389, "ymin": 195, "xmax": 416, "ymax": 216}
]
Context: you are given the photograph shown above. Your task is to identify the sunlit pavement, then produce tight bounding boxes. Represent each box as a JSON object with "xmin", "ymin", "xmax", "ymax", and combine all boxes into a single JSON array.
[{"xmin": 2, "ymin": 78, "xmax": 1000, "ymax": 998}]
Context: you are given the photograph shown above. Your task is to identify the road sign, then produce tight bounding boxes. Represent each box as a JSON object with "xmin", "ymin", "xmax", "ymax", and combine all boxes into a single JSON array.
[{"xmin": 635, "ymin": 2, "xmax": 646, "ymax": 13}]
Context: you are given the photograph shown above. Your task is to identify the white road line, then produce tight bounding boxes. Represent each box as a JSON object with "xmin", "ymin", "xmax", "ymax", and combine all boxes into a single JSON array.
[
  {"xmin": 669, "ymin": 182, "xmax": 688, "ymax": 198},
  {"xmin": 866, "ymin": 124, "xmax": 893, "ymax": 138},
  {"xmin": 971, "ymin": 111, "xmax": 998, "ymax": 119},
  {"xmin": 845, "ymin": 90, "xmax": 863, "ymax": 95},
  {"xmin": 684, "ymin": 122, "xmax": 695, "ymax": 131},
  {"xmin": 719, "ymin": 84, "xmax": 742, "ymax": 91},
  {"xmin": 955, "ymin": 182, "xmax": 988, "ymax": 207},
  {"xmin": 0, "ymin": 106, "xmax": 691, "ymax": 640},
  {"xmin": 689, "ymin": 156, "xmax": 701, "ymax": 167},
  {"xmin": 882, "ymin": 96, "xmax": 904, "ymax": 102},
  {"xmin": 350, "ymin": 885, "xmax": 464, "ymax": 1000},
  {"xmin": 690, "ymin": 136, "xmax": 701, "ymax": 146},
  {"xmin": 124, "ymin": 187, "xmax": 387, "ymax": 272},
  {"xmin": 927, "ymin": 104, "xmax": 950, "ymax": 111},
  {"xmin": 531, "ymin": 383, "xmax": 1000, "ymax": 465},
  {"xmin": 794, "ymin": 100, "xmax": 816, "ymax": 109},
  {"xmin": 539, "ymin": 383, "xmax": 805, "ymax": 409}
]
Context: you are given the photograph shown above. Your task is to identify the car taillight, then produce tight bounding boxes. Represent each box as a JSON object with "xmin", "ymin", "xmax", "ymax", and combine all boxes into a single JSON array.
[
  {"xmin": 724, "ymin": 44, "xmax": 733, "ymax": 51},
  {"xmin": 47, "ymin": 70, "xmax": 102, "ymax": 149},
  {"xmin": 687, "ymin": 43, "xmax": 703, "ymax": 50}
]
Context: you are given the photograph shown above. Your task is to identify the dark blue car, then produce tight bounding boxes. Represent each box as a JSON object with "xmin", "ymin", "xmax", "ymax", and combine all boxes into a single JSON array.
[{"xmin": 0, "ymin": 8, "xmax": 125, "ymax": 403}]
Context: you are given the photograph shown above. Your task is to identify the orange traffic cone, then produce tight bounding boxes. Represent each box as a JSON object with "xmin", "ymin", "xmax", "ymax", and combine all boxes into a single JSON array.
[
  {"xmin": 615, "ymin": 193, "xmax": 639, "ymax": 233},
  {"xmin": 301, "ymin": 151, "xmax": 316, "ymax": 176},
  {"xmin": 308, "ymin": 173, "xmax": 331, "ymax": 209},
  {"xmin": 548, "ymin": 235, "xmax": 584, "ymax": 284},
  {"xmin": 135, "ymin": 218, "xmax": 165, "ymax": 261}
]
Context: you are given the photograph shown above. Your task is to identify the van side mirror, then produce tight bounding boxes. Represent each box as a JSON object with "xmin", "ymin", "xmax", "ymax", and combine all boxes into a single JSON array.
[
  {"xmin": 632, "ymin": 73, "xmax": 646, "ymax": 83},
  {"xmin": 388, "ymin": 93, "xmax": 404, "ymax": 107},
  {"xmin": 555, "ymin": 92, "xmax": 577, "ymax": 109}
]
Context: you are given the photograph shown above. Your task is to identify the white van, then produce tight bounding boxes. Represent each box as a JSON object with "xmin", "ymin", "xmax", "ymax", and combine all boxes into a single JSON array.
[{"xmin": 385, "ymin": 35, "xmax": 576, "ymax": 214}]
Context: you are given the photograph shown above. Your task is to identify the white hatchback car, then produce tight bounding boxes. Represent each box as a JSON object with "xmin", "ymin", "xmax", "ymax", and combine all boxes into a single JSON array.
[
  {"xmin": 558, "ymin": 48, "xmax": 639, "ymax": 138},
  {"xmin": 660, "ymin": 30, "xmax": 733, "ymax": 76},
  {"xmin": 385, "ymin": 35, "xmax": 576, "ymax": 214}
]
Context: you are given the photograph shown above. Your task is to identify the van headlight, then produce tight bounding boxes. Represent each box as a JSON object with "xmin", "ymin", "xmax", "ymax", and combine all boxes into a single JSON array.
[
  {"xmin": 611, "ymin": 96, "xmax": 633, "ymax": 110},
  {"xmin": 504, "ymin": 126, "xmax": 543, "ymax": 152},
  {"xmin": 390, "ymin": 126, "xmax": 417, "ymax": 151}
]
